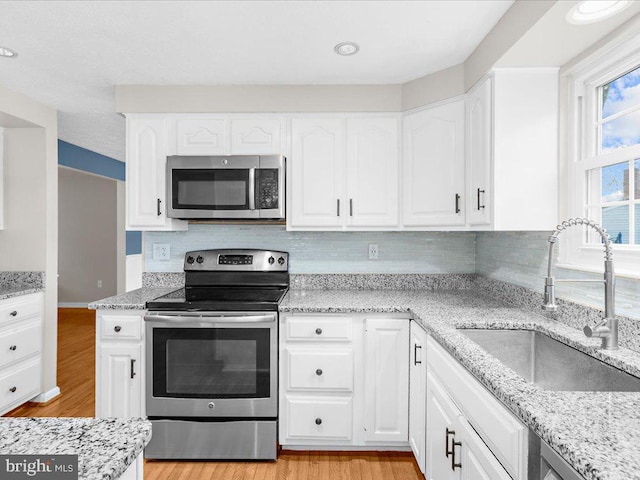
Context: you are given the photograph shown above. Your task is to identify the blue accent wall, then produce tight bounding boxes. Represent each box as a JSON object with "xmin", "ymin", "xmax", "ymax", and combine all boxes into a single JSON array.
[
  {"xmin": 58, "ymin": 140, "xmax": 125, "ymax": 181},
  {"xmin": 58, "ymin": 140, "xmax": 142, "ymax": 256}
]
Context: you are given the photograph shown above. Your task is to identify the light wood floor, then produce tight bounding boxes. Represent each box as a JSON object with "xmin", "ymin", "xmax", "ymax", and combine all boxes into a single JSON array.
[{"xmin": 5, "ymin": 308, "xmax": 423, "ymax": 480}]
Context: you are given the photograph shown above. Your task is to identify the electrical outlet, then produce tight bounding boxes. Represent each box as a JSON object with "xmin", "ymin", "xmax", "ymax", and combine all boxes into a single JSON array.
[
  {"xmin": 97, "ymin": 280, "xmax": 102, "ymax": 288},
  {"xmin": 153, "ymin": 243, "xmax": 171, "ymax": 261},
  {"xmin": 368, "ymin": 243, "xmax": 379, "ymax": 260}
]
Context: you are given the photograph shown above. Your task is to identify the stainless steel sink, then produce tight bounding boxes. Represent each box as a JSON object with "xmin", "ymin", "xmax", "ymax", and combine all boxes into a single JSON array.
[{"xmin": 457, "ymin": 329, "xmax": 640, "ymax": 392}]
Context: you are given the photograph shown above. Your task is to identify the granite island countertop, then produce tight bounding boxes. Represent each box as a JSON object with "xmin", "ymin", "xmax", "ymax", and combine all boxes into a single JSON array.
[
  {"xmin": 281, "ymin": 288, "xmax": 640, "ymax": 480},
  {"xmin": 0, "ymin": 417, "xmax": 151, "ymax": 480}
]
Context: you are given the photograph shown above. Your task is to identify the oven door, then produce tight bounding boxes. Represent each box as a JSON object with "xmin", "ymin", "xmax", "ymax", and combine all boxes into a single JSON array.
[
  {"xmin": 145, "ymin": 312, "xmax": 277, "ymax": 418},
  {"xmin": 166, "ymin": 155, "xmax": 260, "ymax": 219}
]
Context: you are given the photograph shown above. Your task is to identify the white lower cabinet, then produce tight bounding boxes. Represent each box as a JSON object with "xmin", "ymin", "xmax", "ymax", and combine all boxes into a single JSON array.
[
  {"xmin": 0, "ymin": 293, "xmax": 43, "ymax": 416},
  {"xmin": 279, "ymin": 314, "xmax": 409, "ymax": 447},
  {"xmin": 409, "ymin": 321, "xmax": 428, "ymax": 473},
  {"xmin": 95, "ymin": 310, "xmax": 144, "ymax": 417},
  {"xmin": 425, "ymin": 336, "xmax": 527, "ymax": 480}
]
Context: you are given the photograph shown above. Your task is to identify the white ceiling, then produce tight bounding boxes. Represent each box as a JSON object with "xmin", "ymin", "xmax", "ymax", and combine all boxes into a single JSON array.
[{"xmin": 0, "ymin": 0, "xmax": 514, "ymax": 161}]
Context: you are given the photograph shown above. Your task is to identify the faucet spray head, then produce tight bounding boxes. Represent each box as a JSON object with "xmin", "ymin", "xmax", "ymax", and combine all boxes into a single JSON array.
[{"xmin": 542, "ymin": 277, "xmax": 558, "ymax": 312}]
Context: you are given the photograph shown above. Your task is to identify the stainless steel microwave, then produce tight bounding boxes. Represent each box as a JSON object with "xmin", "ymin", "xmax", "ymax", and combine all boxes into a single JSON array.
[{"xmin": 166, "ymin": 155, "xmax": 285, "ymax": 219}]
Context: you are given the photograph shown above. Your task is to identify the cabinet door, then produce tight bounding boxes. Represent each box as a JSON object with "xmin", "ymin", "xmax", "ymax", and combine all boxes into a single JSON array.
[
  {"xmin": 231, "ymin": 118, "xmax": 284, "ymax": 154},
  {"xmin": 346, "ymin": 118, "xmax": 399, "ymax": 227},
  {"xmin": 466, "ymin": 77, "xmax": 492, "ymax": 226},
  {"xmin": 409, "ymin": 322, "xmax": 428, "ymax": 473},
  {"xmin": 126, "ymin": 117, "xmax": 186, "ymax": 230},
  {"xmin": 175, "ymin": 117, "xmax": 227, "ymax": 155},
  {"xmin": 0, "ymin": 128, "xmax": 4, "ymax": 231},
  {"xmin": 402, "ymin": 101, "xmax": 465, "ymax": 227},
  {"xmin": 363, "ymin": 319, "xmax": 409, "ymax": 443},
  {"xmin": 426, "ymin": 372, "xmax": 461, "ymax": 480},
  {"xmin": 98, "ymin": 343, "xmax": 142, "ymax": 417},
  {"xmin": 458, "ymin": 417, "xmax": 511, "ymax": 480},
  {"xmin": 290, "ymin": 119, "xmax": 344, "ymax": 228}
]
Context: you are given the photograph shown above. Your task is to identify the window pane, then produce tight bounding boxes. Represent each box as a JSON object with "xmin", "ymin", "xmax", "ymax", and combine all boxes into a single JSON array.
[
  {"xmin": 636, "ymin": 204, "xmax": 640, "ymax": 244},
  {"xmin": 602, "ymin": 205, "xmax": 629, "ymax": 244},
  {"xmin": 602, "ymin": 110, "xmax": 640, "ymax": 151},
  {"xmin": 602, "ymin": 65, "xmax": 640, "ymax": 118},
  {"xmin": 635, "ymin": 159, "xmax": 640, "ymax": 200},
  {"xmin": 600, "ymin": 161, "xmax": 630, "ymax": 202}
]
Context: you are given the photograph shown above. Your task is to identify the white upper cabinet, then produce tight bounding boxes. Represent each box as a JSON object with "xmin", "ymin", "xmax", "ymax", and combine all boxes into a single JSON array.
[
  {"xmin": 126, "ymin": 116, "xmax": 187, "ymax": 231},
  {"xmin": 231, "ymin": 118, "xmax": 284, "ymax": 154},
  {"xmin": 466, "ymin": 69, "xmax": 559, "ymax": 230},
  {"xmin": 289, "ymin": 118, "xmax": 344, "ymax": 228},
  {"xmin": 174, "ymin": 118, "xmax": 227, "ymax": 155},
  {"xmin": 0, "ymin": 128, "xmax": 4, "ymax": 231},
  {"xmin": 346, "ymin": 118, "xmax": 399, "ymax": 227},
  {"xmin": 466, "ymin": 78, "xmax": 492, "ymax": 226},
  {"xmin": 289, "ymin": 116, "xmax": 399, "ymax": 230},
  {"xmin": 402, "ymin": 100, "xmax": 465, "ymax": 227}
]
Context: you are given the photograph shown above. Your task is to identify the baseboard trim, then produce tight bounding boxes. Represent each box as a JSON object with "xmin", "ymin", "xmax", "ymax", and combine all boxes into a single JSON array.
[
  {"xmin": 282, "ymin": 445, "xmax": 412, "ymax": 452},
  {"xmin": 58, "ymin": 302, "xmax": 89, "ymax": 308},
  {"xmin": 31, "ymin": 386, "xmax": 61, "ymax": 403}
]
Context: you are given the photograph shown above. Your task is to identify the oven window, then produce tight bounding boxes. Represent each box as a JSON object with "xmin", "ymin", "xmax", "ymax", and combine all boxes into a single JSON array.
[
  {"xmin": 172, "ymin": 169, "xmax": 249, "ymax": 210},
  {"xmin": 153, "ymin": 327, "xmax": 271, "ymax": 398}
]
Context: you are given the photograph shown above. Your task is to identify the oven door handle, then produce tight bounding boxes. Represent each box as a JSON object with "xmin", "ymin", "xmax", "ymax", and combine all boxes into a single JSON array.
[{"xmin": 144, "ymin": 314, "xmax": 276, "ymax": 324}]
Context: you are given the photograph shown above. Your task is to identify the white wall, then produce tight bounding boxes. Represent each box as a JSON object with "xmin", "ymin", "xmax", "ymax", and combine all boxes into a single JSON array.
[{"xmin": 0, "ymin": 83, "xmax": 58, "ymax": 400}]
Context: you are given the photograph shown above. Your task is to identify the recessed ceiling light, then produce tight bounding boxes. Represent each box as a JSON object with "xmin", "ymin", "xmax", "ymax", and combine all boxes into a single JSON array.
[
  {"xmin": 566, "ymin": 0, "xmax": 631, "ymax": 25},
  {"xmin": 0, "ymin": 46, "xmax": 18, "ymax": 58},
  {"xmin": 334, "ymin": 42, "xmax": 359, "ymax": 56}
]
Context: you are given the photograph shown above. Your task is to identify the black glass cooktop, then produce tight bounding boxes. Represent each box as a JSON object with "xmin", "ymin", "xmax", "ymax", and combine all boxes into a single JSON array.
[{"xmin": 146, "ymin": 287, "xmax": 288, "ymax": 312}]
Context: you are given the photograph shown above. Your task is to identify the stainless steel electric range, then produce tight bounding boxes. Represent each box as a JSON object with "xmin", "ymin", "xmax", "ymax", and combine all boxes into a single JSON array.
[{"xmin": 144, "ymin": 249, "xmax": 289, "ymax": 460}]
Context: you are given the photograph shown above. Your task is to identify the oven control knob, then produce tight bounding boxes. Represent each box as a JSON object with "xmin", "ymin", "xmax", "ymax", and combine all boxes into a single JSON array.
[
  {"xmin": 278, "ymin": 256, "xmax": 285, "ymax": 265},
  {"xmin": 196, "ymin": 256, "xmax": 204, "ymax": 264},
  {"xmin": 208, "ymin": 402, "xmax": 215, "ymax": 410},
  {"xmin": 268, "ymin": 256, "xmax": 275, "ymax": 265},
  {"xmin": 186, "ymin": 256, "xmax": 195, "ymax": 264}
]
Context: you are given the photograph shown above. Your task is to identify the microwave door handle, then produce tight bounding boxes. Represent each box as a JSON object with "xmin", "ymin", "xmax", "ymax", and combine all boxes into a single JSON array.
[{"xmin": 249, "ymin": 168, "xmax": 256, "ymax": 210}]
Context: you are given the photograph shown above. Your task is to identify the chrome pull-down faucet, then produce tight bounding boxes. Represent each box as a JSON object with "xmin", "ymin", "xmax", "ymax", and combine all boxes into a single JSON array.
[{"xmin": 542, "ymin": 218, "xmax": 618, "ymax": 350}]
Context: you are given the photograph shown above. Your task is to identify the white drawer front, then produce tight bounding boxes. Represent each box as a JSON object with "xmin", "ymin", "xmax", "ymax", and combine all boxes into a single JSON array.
[
  {"xmin": 287, "ymin": 349, "xmax": 353, "ymax": 392},
  {"xmin": 0, "ymin": 357, "xmax": 41, "ymax": 412},
  {"xmin": 101, "ymin": 315, "xmax": 142, "ymax": 340},
  {"xmin": 286, "ymin": 396, "xmax": 352, "ymax": 440},
  {"xmin": 427, "ymin": 337, "xmax": 527, "ymax": 480},
  {"xmin": 0, "ymin": 321, "xmax": 41, "ymax": 368},
  {"xmin": 0, "ymin": 295, "xmax": 42, "ymax": 328},
  {"xmin": 286, "ymin": 316, "xmax": 352, "ymax": 342}
]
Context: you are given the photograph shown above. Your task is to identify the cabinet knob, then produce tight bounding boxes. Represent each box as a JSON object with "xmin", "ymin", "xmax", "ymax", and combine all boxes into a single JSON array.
[
  {"xmin": 9, "ymin": 311, "xmax": 17, "ymax": 317},
  {"xmin": 315, "ymin": 369, "xmax": 323, "ymax": 376},
  {"xmin": 9, "ymin": 386, "xmax": 16, "ymax": 393},
  {"xmin": 315, "ymin": 418, "xmax": 322, "ymax": 425},
  {"xmin": 315, "ymin": 328, "xmax": 322, "ymax": 335},
  {"xmin": 9, "ymin": 345, "xmax": 16, "ymax": 351},
  {"xmin": 114, "ymin": 326, "xmax": 122, "ymax": 333}
]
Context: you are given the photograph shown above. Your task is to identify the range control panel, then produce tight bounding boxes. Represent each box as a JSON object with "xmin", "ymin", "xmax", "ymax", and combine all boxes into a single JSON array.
[{"xmin": 184, "ymin": 249, "xmax": 288, "ymax": 272}]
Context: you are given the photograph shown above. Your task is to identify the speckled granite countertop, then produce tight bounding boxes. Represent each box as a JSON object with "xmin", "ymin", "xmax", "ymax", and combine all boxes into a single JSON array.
[
  {"xmin": 0, "ymin": 285, "xmax": 44, "ymax": 301},
  {"xmin": 88, "ymin": 287, "xmax": 178, "ymax": 310},
  {"xmin": 0, "ymin": 417, "xmax": 151, "ymax": 480},
  {"xmin": 281, "ymin": 289, "xmax": 640, "ymax": 480}
]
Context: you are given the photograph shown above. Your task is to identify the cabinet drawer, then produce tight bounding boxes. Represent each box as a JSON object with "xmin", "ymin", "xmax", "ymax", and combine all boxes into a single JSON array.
[
  {"xmin": 101, "ymin": 315, "xmax": 142, "ymax": 340},
  {"xmin": 285, "ymin": 396, "xmax": 352, "ymax": 440},
  {"xmin": 286, "ymin": 316, "xmax": 352, "ymax": 342},
  {"xmin": 427, "ymin": 337, "xmax": 527, "ymax": 480},
  {"xmin": 0, "ymin": 295, "xmax": 42, "ymax": 328},
  {"xmin": 286, "ymin": 349, "xmax": 353, "ymax": 392},
  {"xmin": 0, "ymin": 357, "xmax": 41, "ymax": 412},
  {"xmin": 0, "ymin": 321, "xmax": 41, "ymax": 368}
]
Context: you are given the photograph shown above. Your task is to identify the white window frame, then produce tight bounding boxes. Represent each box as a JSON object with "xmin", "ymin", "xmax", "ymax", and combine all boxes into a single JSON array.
[{"xmin": 563, "ymin": 33, "xmax": 640, "ymax": 279}]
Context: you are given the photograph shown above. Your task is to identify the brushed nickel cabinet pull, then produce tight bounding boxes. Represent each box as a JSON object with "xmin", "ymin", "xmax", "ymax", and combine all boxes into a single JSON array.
[
  {"xmin": 336, "ymin": 199, "xmax": 340, "ymax": 217},
  {"xmin": 451, "ymin": 440, "xmax": 462, "ymax": 470},
  {"xmin": 477, "ymin": 188, "xmax": 485, "ymax": 211},
  {"xmin": 130, "ymin": 359, "xmax": 136, "ymax": 379},
  {"xmin": 455, "ymin": 193, "xmax": 461, "ymax": 214},
  {"xmin": 157, "ymin": 198, "xmax": 162, "ymax": 216},
  {"xmin": 414, "ymin": 344, "xmax": 422, "ymax": 365},
  {"xmin": 445, "ymin": 428, "xmax": 455, "ymax": 457},
  {"xmin": 349, "ymin": 199, "xmax": 353, "ymax": 217}
]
